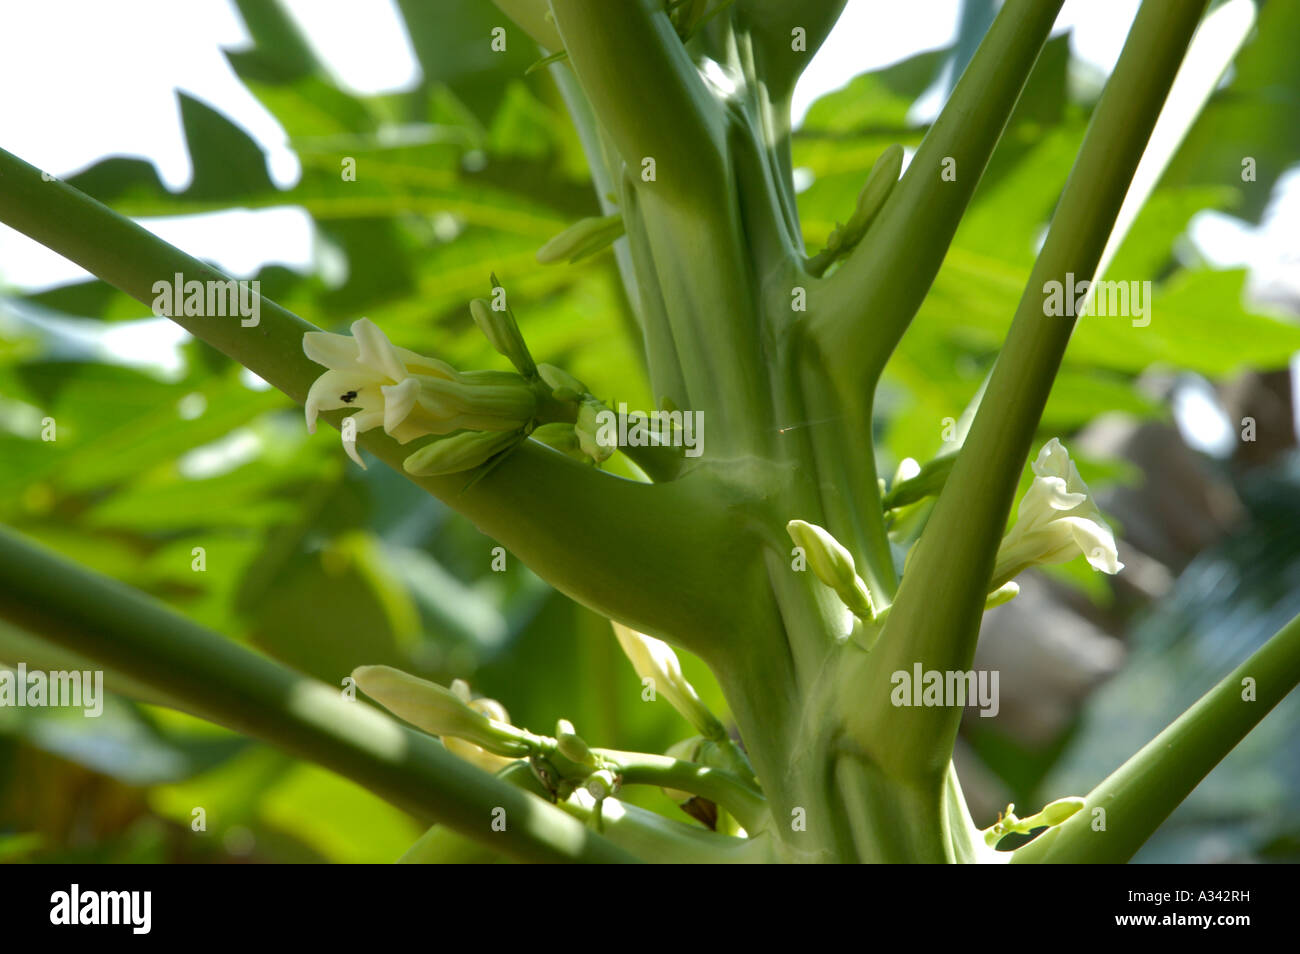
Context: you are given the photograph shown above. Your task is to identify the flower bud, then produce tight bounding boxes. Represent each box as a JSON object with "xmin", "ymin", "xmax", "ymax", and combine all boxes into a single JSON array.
[
  {"xmin": 1032, "ymin": 795, "xmax": 1085, "ymax": 828},
  {"xmin": 806, "ymin": 144, "xmax": 903, "ymax": 276},
  {"xmin": 469, "ymin": 295, "xmax": 536, "ymax": 377},
  {"xmin": 555, "ymin": 718, "xmax": 591, "ymax": 765},
  {"xmin": 403, "ymin": 429, "xmax": 524, "ymax": 476},
  {"xmin": 575, "ymin": 398, "xmax": 615, "ymax": 463},
  {"xmin": 537, "ymin": 363, "xmax": 587, "ymax": 399},
  {"xmin": 529, "ymin": 422, "xmax": 588, "ymax": 463},
  {"xmin": 351, "ymin": 665, "xmax": 529, "ymax": 758},
  {"xmin": 535, "ymin": 213, "xmax": 624, "ymax": 265},
  {"xmin": 786, "ymin": 519, "xmax": 878, "ymax": 621},
  {"xmin": 612, "ymin": 623, "xmax": 725, "ymax": 738},
  {"xmin": 843, "ymin": 143, "xmax": 903, "ymax": 242}
]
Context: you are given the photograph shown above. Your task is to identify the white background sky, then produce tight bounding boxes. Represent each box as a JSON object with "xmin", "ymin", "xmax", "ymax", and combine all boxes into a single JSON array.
[{"xmin": 0, "ymin": 0, "xmax": 1293, "ymax": 294}]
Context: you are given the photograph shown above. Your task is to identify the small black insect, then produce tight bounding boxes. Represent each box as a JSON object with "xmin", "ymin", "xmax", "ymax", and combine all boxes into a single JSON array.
[{"xmin": 340, "ymin": 390, "xmax": 358, "ymax": 404}]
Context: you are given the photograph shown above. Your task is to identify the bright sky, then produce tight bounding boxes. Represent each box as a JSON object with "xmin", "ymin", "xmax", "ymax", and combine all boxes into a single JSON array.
[{"xmin": 0, "ymin": 0, "xmax": 1293, "ymax": 296}]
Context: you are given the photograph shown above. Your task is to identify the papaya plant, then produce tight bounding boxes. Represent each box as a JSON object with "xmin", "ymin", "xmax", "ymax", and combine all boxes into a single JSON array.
[{"xmin": 1, "ymin": 0, "xmax": 1298, "ymax": 864}]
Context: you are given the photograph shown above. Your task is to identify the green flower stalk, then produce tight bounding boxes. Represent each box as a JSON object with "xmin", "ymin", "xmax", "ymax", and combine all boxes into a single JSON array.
[{"xmin": 991, "ymin": 438, "xmax": 1124, "ymax": 588}]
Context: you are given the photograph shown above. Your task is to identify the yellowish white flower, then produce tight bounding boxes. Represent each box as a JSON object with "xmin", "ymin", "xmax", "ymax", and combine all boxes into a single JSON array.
[
  {"xmin": 303, "ymin": 318, "xmax": 537, "ymax": 468},
  {"xmin": 992, "ymin": 438, "xmax": 1123, "ymax": 585}
]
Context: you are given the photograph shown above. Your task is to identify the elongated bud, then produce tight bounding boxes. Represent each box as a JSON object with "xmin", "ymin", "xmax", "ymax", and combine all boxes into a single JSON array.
[
  {"xmin": 844, "ymin": 143, "xmax": 903, "ymax": 240},
  {"xmin": 351, "ymin": 665, "xmax": 529, "ymax": 757},
  {"xmin": 807, "ymin": 144, "xmax": 903, "ymax": 276},
  {"xmin": 470, "ymin": 296, "xmax": 536, "ymax": 377},
  {"xmin": 536, "ymin": 213, "xmax": 624, "ymax": 265},
  {"xmin": 403, "ymin": 429, "xmax": 523, "ymax": 476},
  {"xmin": 612, "ymin": 623, "xmax": 726, "ymax": 738},
  {"xmin": 537, "ymin": 363, "xmax": 587, "ymax": 401},
  {"xmin": 786, "ymin": 520, "xmax": 877, "ymax": 621}
]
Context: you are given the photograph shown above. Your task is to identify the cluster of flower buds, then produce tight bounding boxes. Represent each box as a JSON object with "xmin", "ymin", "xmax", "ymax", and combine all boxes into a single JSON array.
[
  {"xmin": 303, "ymin": 277, "xmax": 621, "ymax": 475},
  {"xmin": 351, "ymin": 664, "xmax": 621, "ymax": 802},
  {"xmin": 982, "ymin": 796, "xmax": 1085, "ymax": 848},
  {"xmin": 992, "ymin": 438, "xmax": 1123, "ymax": 587}
]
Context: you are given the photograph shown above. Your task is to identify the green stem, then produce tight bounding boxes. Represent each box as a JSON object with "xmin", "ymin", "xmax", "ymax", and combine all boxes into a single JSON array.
[
  {"xmin": 598, "ymin": 749, "xmax": 769, "ymax": 834},
  {"xmin": 402, "ymin": 761, "xmax": 773, "ymax": 863},
  {"xmin": 1012, "ymin": 611, "xmax": 1300, "ymax": 863},
  {"xmin": 550, "ymin": 0, "xmax": 776, "ymax": 455},
  {"xmin": 845, "ymin": 0, "xmax": 1209, "ymax": 781},
  {"xmin": 811, "ymin": 0, "xmax": 1063, "ymax": 384},
  {"xmin": 0, "ymin": 526, "xmax": 636, "ymax": 863}
]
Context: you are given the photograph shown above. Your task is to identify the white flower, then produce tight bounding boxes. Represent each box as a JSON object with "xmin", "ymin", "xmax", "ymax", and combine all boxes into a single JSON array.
[
  {"xmin": 303, "ymin": 318, "xmax": 535, "ymax": 468},
  {"xmin": 993, "ymin": 438, "xmax": 1123, "ymax": 584}
]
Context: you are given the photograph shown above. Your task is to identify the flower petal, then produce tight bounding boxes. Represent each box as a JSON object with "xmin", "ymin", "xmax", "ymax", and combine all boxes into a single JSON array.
[
  {"xmin": 351, "ymin": 318, "xmax": 407, "ymax": 383},
  {"xmin": 305, "ymin": 370, "xmax": 363, "ymax": 433},
  {"xmin": 395, "ymin": 345, "xmax": 458, "ymax": 380},
  {"xmin": 381, "ymin": 378, "xmax": 420, "ymax": 437},
  {"xmin": 1031, "ymin": 437, "xmax": 1071, "ymax": 480},
  {"xmin": 1060, "ymin": 516, "xmax": 1124, "ymax": 574},
  {"xmin": 341, "ymin": 415, "xmax": 367, "ymax": 469},
  {"xmin": 303, "ymin": 330, "xmax": 362, "ymax": 371}
]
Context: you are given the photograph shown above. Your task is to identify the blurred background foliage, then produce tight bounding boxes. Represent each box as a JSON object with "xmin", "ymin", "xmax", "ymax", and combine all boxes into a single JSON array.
[{"xmin": 1, "ymin": 0, "xmax": 1298, "ymax": 862}]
